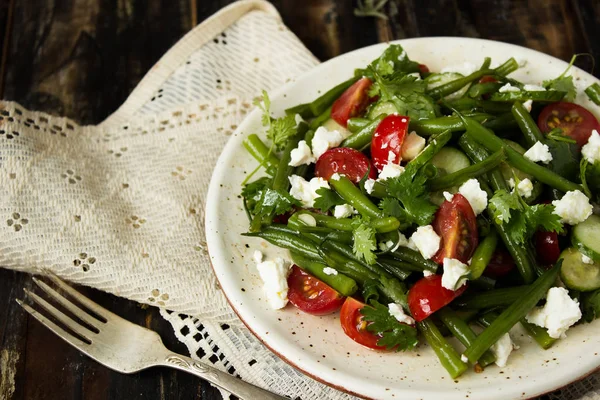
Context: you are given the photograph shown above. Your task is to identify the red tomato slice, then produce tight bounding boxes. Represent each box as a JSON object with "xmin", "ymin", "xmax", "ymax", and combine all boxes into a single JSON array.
[
  {"xmin": 331, "ymin": 77, "xmax": 373, "ymax": 127},
  {"xmin": 534, "ymin": 230, "xmax": 561, "ymax": 267},
  {"xmin": 537, "ymin": 102, "xmax": 600, "ymax": 148},
  {"xmin": 432, "ymin": 193, "xmax": 479, "ymax": 265},
  {"xmin": 340, "ymin": 297, "xmax": 384, "ymax": 350},
  {"xmin": 371, "ymin": 114, "xmax": 410, "ymax": 171},
  {"xmin": 407, "ymin": 275, "xmax": 467, "ymax": 322},
  {"xmin": 483, "ymin": 249, "xmax": 516, "ymax": 279},
  {"xmin": 287, "ymin": 265, "xmax": 345, "ymax": 315},
  {"xmin": 418, "ymin": 63, "xmax": 430, "ymax": 75},
  {"xmin": 314, "ymin": 147, "xmax": 376, "ymax": 183}
]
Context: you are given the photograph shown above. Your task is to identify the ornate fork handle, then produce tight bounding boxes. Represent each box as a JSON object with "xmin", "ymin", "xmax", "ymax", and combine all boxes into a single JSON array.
[{"xmin": 162, "ymin": 354, "xmax": 286, "ymax": 400}]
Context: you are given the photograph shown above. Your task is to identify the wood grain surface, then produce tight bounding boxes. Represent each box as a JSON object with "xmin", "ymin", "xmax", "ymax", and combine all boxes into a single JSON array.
[{"xmin": 1, "ymin": 1, "xmax": 599, "ymax": 399}]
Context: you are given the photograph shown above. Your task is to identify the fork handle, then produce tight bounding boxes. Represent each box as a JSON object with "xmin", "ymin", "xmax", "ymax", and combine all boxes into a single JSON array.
[{"xmin": 161, "ymin": 353, "xmax": 286, "ymax": 400}]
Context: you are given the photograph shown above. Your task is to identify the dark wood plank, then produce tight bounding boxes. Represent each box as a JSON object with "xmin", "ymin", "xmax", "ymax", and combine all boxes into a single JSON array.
[
  {"xmin": 0, "ymin": 0, "xmax": 15, "ymax": 97},
  {"xmin": 574, "ymin": 0, "xmax": 600, "ymax": 79}
]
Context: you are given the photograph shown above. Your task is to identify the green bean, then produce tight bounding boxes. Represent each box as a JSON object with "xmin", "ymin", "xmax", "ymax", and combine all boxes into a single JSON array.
[
  {"xmin": 437, "ymin": 308, "xmax": 496, "ymax": 368},
  {"xmin": 468, "ymin": 82, "xmax": 502, "ymax": 98},
  {"xmin": 469, "ymin": 275, "xmax": 496, "ymax": 291},
  {"xmin": 286, "ymin": 76, "xmax": 359, "ymax": 118},
  {"xmin": 293, "ymin": 128, "xmax": 316, "ymax": 178},
  {"xmin": 404, "ymin": 130, "xmax": 453, "ymax": 175},
  {"xmin": 410, "ymin": 113, "xmax": 490, "ymax": 136},
  {"xmin": 307, "ymin": 230, "xmax": 354, "ymax": 244},
  {"xmin": 243, "ymin": 134, "xmax": 280, "ymax": 168},
  {"xmin": 490, "ymin": 91, "xmax": 566, "ymax": 103},
  {"xmin": 458, "ymin": 134, "xmax": 509, "ymax": 191},
  {"xmin": 469, "ymin": 230, "xmax": 498, "ymax": 279},
  {"xmin": 391, "ymin": 247, "xmax": 439, "ymax": 273},
  {"xmin": 463, "ymin": 261, "xmax": 560, "ymax": 363},
  {"xmin": 494, "ymin": 57, "xmax": 519, "ymax": 77},
  {"xmin": 461, "ymin": 116, "xmax": 581, "ymax": 193},
  {"xmin": 294, "ymin": 210, "xmax": 399, "ymax": 233},
  {"xmin": 417, "ymin": 318, "xmax": 468, "ymax": 379},
  {"xmin": 375, "ymin": 258, "xmax": 412, "ymax": 280},
  {"xmin": 428, "ymin": 149, "xmax": 506, "ymax": 191},
  {"xmin": 585, "ymin": 82, "xmax": 600, "ymax": 105},
  {"xmin": 512, "ymin": 101, "xmax": 545, "ymax": 146},
  {"xmin": 445, "ymin": 99, "xmax": 513, "ymax": 115},
  {"xmin": 309, "ymin": 105, "xmax": 333, "ymax": 130},
  {"xmin": 454, "ymin": 286, "xmax": 529, "ymax": 309},
  {"xmin": 272, "ymin": 123, "xmax": 308, "ymax": 191},
  {"xmin": 330, "ymin": 175, "xmax": 382, "ymax": 219},
  {"xmin": 482, "ymin": 112, "xmax": 518, "ymax": 132},
  {"xmin": 341, "ymin": 115, "xmax": 385, "ymax": 149},
  {"xmin": 378, "ymin": 256, "xmax": 425, "ymax": 273},
  {"xmin": 290, "ymin": 251, "xmax": 358, "ymax": 296},
  {"xmin": 480, "ymin": 57, "xmax": 492, "ymax": 70},
  {"xmin": 427, "ymin": 69, "xmax": 494, "ymax": 99},
  {"xmin": 320, "ymin": 249, "xmax": 376, "ymax": 283},
  {"xmin": 347, "ymin": 117, "xmax": 371, "ymax": 133},
  {"xmin": 242, "ymin": 226, "xmax": 320, "ymax": 260},
  {"xmin": 520, "ymin": 318, "xmax": 556, "ymax": 349}
]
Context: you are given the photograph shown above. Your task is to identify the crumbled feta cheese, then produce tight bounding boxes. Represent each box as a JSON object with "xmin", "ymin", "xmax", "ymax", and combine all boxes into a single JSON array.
[
  {"xmin": 333, "ymin": 204, "xmax": 355, "ymax": 219},
  {"xmin": 401, "ymin": 132, "xmax": 426, "ymax": 161},
  {"xmin": 523, "ymin": 99, "xmax": 533, "ymax": 112},
  {"xmin": 582, "ymin": 130, "xmax": 600, "ymax": 164},
  {"xmin": 253, "ymin": 250, "xmax": 264, "ymax": 263},
  {"xmin": 410, "ymin": 225, "xmax": 441, "ymax": 259},
  {"xmin": 364, "ymin": 178, "xmax": 376, "ymax": 194},
  {"xmin": 388, "ymin": 303, "xmax": 415, "ymax": 325},
  {"xmin": 441, "ymin": 62, "xmax": 478, "ymax": 76},
  {"xmin": 323, "ymin": 267, "xmax": 338, "ymax": 276},
  {"xmin": 397, "ymin": 232, "xmax": 409, "ymax": 247},
  {"xmin": 298, "ymin": 213, "xmax": 317, "ymax": 227},
  {"xmin": 441, "ymin": 258, "xmax": 469, "ymax": 291},
  {"xmin": 524, "ymin": 141, "xmax": 553, "ymax": 164},
  {"xmin": 443, "ymin": 191, "xmax": 454, "ymax": 202},
  {"xmin": 582, "ymin": 254, "xmax": 594, "ymax": 264},
  {"xmin": 461, "ymin": 354, "xmax": 469, "ymax": 363},
  {"xmin": 407, "ymin": 237, "xmax": 419, "ymax": 252},
  {"xmin": 387, "ymin": 150, "xmax": 397, "ymax": 164},
  {"xmin": 458, "ymin": 179, "xmax": 488, "ymax": 215},
  {"xmin": 312, "ymin": 126, "xmax": 346, "ymax": 159},
  {"xmin": 294, "ymin": 113, "xmax": 305, "ymax": 126},
  {"xmin": 378, "ymin": 240, "xmax": 395, "ymax": 252},
  {"xmin": 330, "ymin": 172, "xmax": 341, "ymax": 181},
  {"xmin": 510, "ymin": 178, "xmax": 534, "ymax": 198},
  {"xmin": 378, "ymin": 163, "xmax": 405, "ymax": 180},
  {"xmin": 256, "ymin": 258, "xmax": 291, "ymax": 309},
  {"xmin": 523, "ymin": 84, "xmax": 546, "ymax": 92},
  {"xmin": 491, "ymin": 333, "xmax": 515, "ymax": 368},
  {"xmin": 288, "ymin": 140, "xmax": 315, "ymax": 167},
  {"xmin": 552, "ymin": 190, "xmax": 593, "ymax": 225},
  {"xmin": 423, "ymin": 269, "xmax": 436, "ymax": 277},
  {"xmin": 525, "ymin": 287, "xmax": 582, "ymax": 339},
  {"xmin": 499, "ymin": 83, "xmax": 521, "ymax": 93},
  {"xmin": 288, "ymin": 175, "xmax": 330, "ymax": 208}
]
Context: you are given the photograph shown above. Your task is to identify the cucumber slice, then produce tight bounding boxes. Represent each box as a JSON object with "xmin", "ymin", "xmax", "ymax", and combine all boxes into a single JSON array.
[
  {"xmin": 425, "ymin": 72, "xmax": 469, "ymax": 100},
  {"xmin": 429, "ymin": 147, "xmax": 471, "ymax": 205},
  {"xmin": 572, "ymin": 214, "xmax": 600, "ymax": 262},
  {"xmin": 500, "ymin": 139, "xmax": 534, "ymax": 182},
  {"xmin": 559, "ymin": 247, "xmax": 600, "ymax": 292},
  {"xmin": 368, "ymin": 101, "xmax": 397, "ymax": 119},
  {"xmin": 321, "ymin": 118, "xmax": 351, "ymax": 138}
]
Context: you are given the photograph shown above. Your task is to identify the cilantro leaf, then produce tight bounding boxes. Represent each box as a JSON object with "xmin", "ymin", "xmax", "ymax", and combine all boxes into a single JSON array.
[
  {"xmin": 543, "ymin": 75, "xmax": 576, "ymax": 102},
  {"xmin": 254, "ymin": 90, "xmax": 299, "ymax": 152},
  {"xmin": 352, "ymin": 221, "xmax": 377, "ymax": 265},
  {"xmin": 313, "ymin": 187, "xmax": 345, "ymax": 212},
  {"xmin": 257, "ymin": 189, "xmax": 301, "ymax": 217},
  {"xmin": 379, "ymin": 197, "xmax": 407, "ymax": 219},
  {"xmin": 360, "ymin": 301, "xmax": 418, "ymax": 351},
  {"xmin": 524, "ymin": 204, "xmax": 564, "ymax": 236},
  {"xmin": 488, "ymin": 190, "xmax": 519, "ymax": 224},
  {"xmin": 360, "ymin": 44, "xmax": 420, "ymax": 77},
  {"xmin": 241, "ymin": 177, "xmax": 272, "ymax": 215},
  {"xmin": 361, "ymin": 279, "xmax": 381, "ymax": 304},
  {"xmin": 254, "ymin": 90, "xmax": 272, "ymax": 127},
  {"xmin": 383, "ymin": 170, "xmax": 438, "ymax": 226}
]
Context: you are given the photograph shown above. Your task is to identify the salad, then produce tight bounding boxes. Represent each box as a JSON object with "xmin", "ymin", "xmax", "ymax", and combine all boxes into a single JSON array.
[{"xmin": 240, "ymin": 44, "xmax": 600, "ymax": 378}]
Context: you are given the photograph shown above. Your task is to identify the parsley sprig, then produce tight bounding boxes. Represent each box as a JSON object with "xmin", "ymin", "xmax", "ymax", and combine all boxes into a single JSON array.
[
  {"xmin": 351, "ymin": 216, "xmax": 378, "ymax": 265},
  {"xmin": 360, "ymin": 301, "xmax": 418, "ymax": 351}
]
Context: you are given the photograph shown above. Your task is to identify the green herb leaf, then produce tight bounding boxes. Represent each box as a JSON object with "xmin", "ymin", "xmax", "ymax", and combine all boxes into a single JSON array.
[
  {"xmin": 257, "ymin": 188, "xmax": 301, "ymax": 217},
  {"xmin": 543, "ymin": 56, "xmax": 577, "ymax": 102},
  {"xmin": 241, "ymin": 177, "xmax": 273, "ymax": 215},
  {"xmin": 354, "ymin": 0, "xmax": 389, "ymax": 20},
  {"xmin": 524, "ymin": 204, "xmax": 564, "ymax": 236},
  {"xmin": 360, "ymin": 301, "xmax": 418, "ymax": 351},
  {"xmin": 352, "ymin": 220, "xmax": 378, "ymax": 265},
  {"xmin": 254, "ymin": 90, "xmax": 299, "ymax": 152},
  {"xmin": 581, "ymin": 289, "xmax": 600, "ymax": 323},
  {"xmin": 488, "ymin": 190, "xmax": 519, "ymax": 224},
  {"xmin": 362, "ymin": 279, "xmax": 381, "ymax": 304},
  {"xmin": 379, "ymin": 197, "xmax": 407, "ymax": 219},
  {"xmin": 383, "ymin": 170, "xmax": 438, "ymax": 226},
  {"xmin": 313, "ymin": 187, "xmax": 345, "ymax": 212}
]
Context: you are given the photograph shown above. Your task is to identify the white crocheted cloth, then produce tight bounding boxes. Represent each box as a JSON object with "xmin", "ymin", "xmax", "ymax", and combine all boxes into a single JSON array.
[{"xmin": 0, "ymin": 1, "xmax": 598, "ymax": 399}]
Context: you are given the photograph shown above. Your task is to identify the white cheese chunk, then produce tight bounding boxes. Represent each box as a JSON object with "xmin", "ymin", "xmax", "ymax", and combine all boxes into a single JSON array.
[
  {"xmin": 333, "ymin": 204, "xmax": 355, "ymax": 219},
  {"xmin": 551, "ymin": 190, "xmax": 593, "ymax": 225},
  {"xmin": 524, "ymin": 141, "xmax": 553, "ymax": 164},
  {"xmin": 323, "ymin": 267, "xmax": 338, "ymax": 276},
  {"xmin": 523, "ymin": 99, "xmax": 533, "ymax": 112},
  {"xmin": 509, "ymin": 178, "xmax": 534, "ymax": 198},
  {"xmin": 297, "ymin": 213, "xmax": 317, "ymax": 227},
  {"xmin": 312, "ymin": 126, "xmax": 345, "ymax": 159},
  {"xmin": 288, "ymin": 175, "xmax": 330, "ymax": 208},
  {"xmin": 253, "ymin": 250, "xmax": 264, "ymax": 263},
  {"xmin": 406, "ymin": 237, "xmax": 419, "ymax": 252},
  {"xmin": 288, "ymin": 140, "xmax": 316, "ymax": 167},
  {"xmin": 443, "ymin": 191, "xmax": 454, "ymax": 202},
  {"xmin": 458, "ymin": 178, "xmax": 488, "ymax": 215},
  {"xmin": 441, "ymin": 258, "xmax": 469, "ymax": 291},
  {"xmin": 410, "ymin": 225, "xmax": 441, "ymax": 259},
  {"xmin": 499, "ymin": 83, "xmax": 520, "ymax": 93},
  {"xmin": 461, "ymin": 354, "xmax": 469, "ymax": 363},
  {"xmin": 525, "ymin": 287, "xmax": 582, "ymax": 339},
  {"xmin": 256, "ymin": 258, "xmax": 291, "ymax": 309},
  {"xmin": 364, "ymin": 178, "xmax": 376, "ymax": 194},
  {"xmin": 378, "ymin": 163, "xmax": 405, "ymax": 181},
  {"xmin": 423, "ymin": 269, "xmax": 436, "ymax": 277},
  {"xmin": 387, "ymin": 150, "xmax": 398, "ymax": 164},
  {"xmin": 388, "ymin": 303, "xmax": 415, "ymax": 325},
  {"xmin": 523, "ymin": 84, "xmax": 546, "ymax": 92},
  {"xmin": 378, "ymin": 240, "xmax": 395, "ymax": 252},
  {"xmin": 401, "ymin": 132, "xmax": 426, "ymax": 161},
  {"xmin": 582, "ymin": 254, "xmax": 594, "ymax": 264},
  {"xmin": 582, "ymin": 129, "xmax": 600, "ymax": 164},
  {"xmin": 491, "ymin": 333, "xmax": 515, "ymax": 368}
]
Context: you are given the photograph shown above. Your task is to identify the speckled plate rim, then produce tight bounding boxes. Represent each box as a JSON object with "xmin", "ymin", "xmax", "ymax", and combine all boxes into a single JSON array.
[{"xmin": 206, "ymin": 37, "xmax": 600, "ymax": 400}]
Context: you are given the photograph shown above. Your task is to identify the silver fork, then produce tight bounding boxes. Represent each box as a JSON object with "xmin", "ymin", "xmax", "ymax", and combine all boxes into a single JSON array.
[{"xmin": 17, "ymin": 274, "xmax": 286, "ymax": 400}]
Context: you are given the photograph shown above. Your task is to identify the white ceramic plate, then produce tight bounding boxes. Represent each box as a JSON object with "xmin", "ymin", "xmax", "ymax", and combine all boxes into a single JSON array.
[{"xmin": 206, "ymin": 37, "xmax": 600, "ymax": 400}]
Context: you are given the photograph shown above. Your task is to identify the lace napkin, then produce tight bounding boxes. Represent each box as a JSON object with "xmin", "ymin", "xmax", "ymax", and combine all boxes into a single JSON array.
[{"xmin": 0, "ymin": 1, "xmax": 598, "ymax": 399}]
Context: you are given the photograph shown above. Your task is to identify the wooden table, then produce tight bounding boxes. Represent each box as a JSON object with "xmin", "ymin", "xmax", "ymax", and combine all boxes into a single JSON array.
[{"xmin": 1, "ymin": 1, "xmax": 599, "ymax": 399}]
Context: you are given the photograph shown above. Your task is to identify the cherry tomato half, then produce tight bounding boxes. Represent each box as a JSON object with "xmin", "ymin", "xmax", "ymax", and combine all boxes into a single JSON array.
[
  {"xmin": 340, "ymin": 297, "xmax": 384, "ymax": 350},
  {"xmin": 534, "ymin": 230, "xmax": 561, "ymax": 267},
  {"xmin": 314, "ymin": 147, "xmax": 377, "ymax": 183},
  {"xmin": 537, "ymin": 102, "xmax": 600, "ymax": 148},
  {"xmin": 483, "ymin": 249, "xmax": 516, "ymax": 279},
  {"xmin": 331, "ymin": 77, "xmax": 373, "ymax": 127},
  {"xmin": 478, "ymin": 75, "xmax": 498, "ymax": 84},
  {"xmin": 407, "ymin": 275, "xmax": 467, "ymax": 322},
  {"xmin": 371, "ymin": 114, "xmax": 410, "ymax": 171},
  {"xmin": 287, "ymin": 265, "xmax": 345, "ymax": 315},
  {"xmin": 432, "ymin": 193, "xmax": 479, "ymax": 265},
  {"xmin": 418, "ymin": 63, "xmax": 430, "ymax": 75}
]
